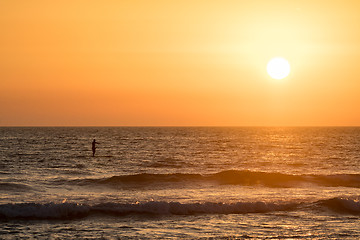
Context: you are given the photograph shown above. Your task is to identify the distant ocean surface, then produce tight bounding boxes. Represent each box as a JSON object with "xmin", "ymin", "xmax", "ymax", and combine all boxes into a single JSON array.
[{"xmin": 1, "ymin": 127, "xmax": 360, "ymax": 239}]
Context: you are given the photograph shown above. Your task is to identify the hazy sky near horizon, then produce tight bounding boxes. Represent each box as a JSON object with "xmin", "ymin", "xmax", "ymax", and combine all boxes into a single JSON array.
[{"xmin": 1, "ymin": 0, "xmax": 360, "ymax": 126}]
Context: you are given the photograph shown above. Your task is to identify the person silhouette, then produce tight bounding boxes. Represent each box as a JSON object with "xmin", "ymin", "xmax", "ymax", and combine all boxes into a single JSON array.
[{"xmin": 92, "ymin": 139, "xmax": 99, "ymax": 157}]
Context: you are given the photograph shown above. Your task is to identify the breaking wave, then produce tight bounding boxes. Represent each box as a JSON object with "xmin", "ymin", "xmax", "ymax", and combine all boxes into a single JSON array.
[
  {"xmin": 63, "ymin": 170, "xmax": 360, "ymax": 188},
  {"xmin": 1, "ymin": 196, "xmax": 359, "ymax": 220},
  {"xmin": 0, "ymin": 201, "xmax": 297, "ymax": 220},
  {"xmin": 318, "ymin": 197, "xmax": 360, "ymax": 214}
]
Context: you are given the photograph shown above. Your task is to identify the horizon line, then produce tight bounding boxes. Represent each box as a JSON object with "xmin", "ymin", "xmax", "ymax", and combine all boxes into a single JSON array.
[{"xmin": 1, "ymin": 125, "xmax": 360, "ymax": 128}]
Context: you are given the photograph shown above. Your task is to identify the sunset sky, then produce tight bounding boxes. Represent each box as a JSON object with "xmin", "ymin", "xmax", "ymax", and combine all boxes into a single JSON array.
[{"xmin": 1, "ymin": 1, "xmax": 360, "ymax": 126}]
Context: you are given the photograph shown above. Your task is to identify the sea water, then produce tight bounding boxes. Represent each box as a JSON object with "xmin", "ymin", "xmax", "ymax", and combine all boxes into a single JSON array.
[{"xmin": 0, "ymin": 127, "xmax": 359, "ymax": 239}]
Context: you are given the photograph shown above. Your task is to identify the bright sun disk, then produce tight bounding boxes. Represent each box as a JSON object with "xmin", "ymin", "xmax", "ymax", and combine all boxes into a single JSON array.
[{"xmin": 267, "ymin": 57, "xmax": 290, "ymax": 80}]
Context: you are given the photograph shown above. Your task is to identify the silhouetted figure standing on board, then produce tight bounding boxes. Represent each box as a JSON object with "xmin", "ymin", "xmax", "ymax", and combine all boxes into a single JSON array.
[{"xmin": 92, "ymin": 139, "xmax": 99, "ymax": 157}]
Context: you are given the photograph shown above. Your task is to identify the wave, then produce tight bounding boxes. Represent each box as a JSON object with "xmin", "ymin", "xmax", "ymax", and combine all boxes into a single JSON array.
[
  {"xmin": 211, "ymin": 170, "xmax": 360, "ymax": 188},
  {"xmin": 318, "ymin": 197, "xmax": 360, "ymax": 214},
  {"xmin": 0, "ymin": 201, "xmax": 297, "ymax": 220},
  {"xmin": 0, "ymin": 182, "xmax": 34, "ymax": 192},
  {"xmin": 63, "ymin": 170, "xmax": 360, "ymax": 188},
  {"xmin": 1, "ymin": 197, "xmax": 359, "ymax": 220}
]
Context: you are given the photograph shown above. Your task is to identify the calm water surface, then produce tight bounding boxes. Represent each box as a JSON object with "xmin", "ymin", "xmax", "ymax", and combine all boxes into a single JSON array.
[{"xmin": 0, "ymin": 127, "xmax": 360, "ymax": 239}]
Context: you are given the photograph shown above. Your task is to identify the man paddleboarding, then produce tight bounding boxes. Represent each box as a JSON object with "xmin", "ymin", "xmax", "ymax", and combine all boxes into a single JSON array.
[{"xmin": 92, "ymin": 139, "xmax": 99, "ymax": 157}]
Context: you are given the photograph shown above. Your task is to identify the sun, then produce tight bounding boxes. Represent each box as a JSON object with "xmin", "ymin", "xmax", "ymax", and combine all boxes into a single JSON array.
[{"xmin": 267, "ymin": 57, "xmax": 290, "ymax": 80}]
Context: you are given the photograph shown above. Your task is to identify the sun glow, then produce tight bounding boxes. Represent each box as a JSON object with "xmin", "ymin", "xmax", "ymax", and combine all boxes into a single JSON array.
[
  {"xmin": 267, "ymin": 57, "xmax": 291, "ymax": 80},
  {"xmin": 1, "ymin": 1, "xmax": 360, "ymax": 126}
]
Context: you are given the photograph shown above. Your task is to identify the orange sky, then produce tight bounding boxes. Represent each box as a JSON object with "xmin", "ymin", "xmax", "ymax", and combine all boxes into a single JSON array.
[{"xmin": 1, "ymin": 0, "xmax": 360, "ymax": 126}]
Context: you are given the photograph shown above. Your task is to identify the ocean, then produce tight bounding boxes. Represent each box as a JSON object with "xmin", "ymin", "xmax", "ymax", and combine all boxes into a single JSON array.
[{"xmin": 0, "ymin": 127, "xmax": 359, "ymax": 239}]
